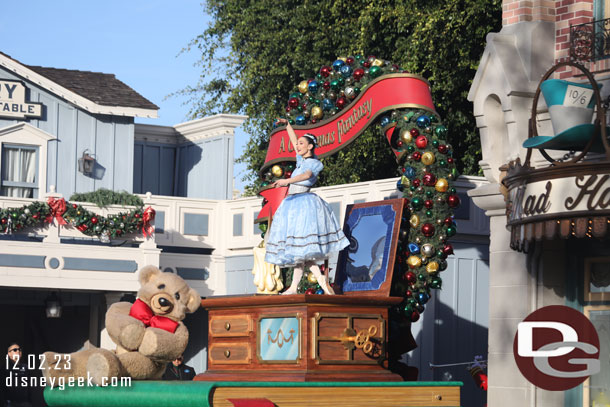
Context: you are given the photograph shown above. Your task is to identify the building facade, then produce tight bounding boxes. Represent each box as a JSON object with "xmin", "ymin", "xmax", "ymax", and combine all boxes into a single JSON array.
[{"xmin": 469, "ymin": 1, "xmax": 610, "ymax": 406}]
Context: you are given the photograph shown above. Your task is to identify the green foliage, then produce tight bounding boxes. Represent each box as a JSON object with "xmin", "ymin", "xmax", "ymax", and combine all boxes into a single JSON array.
[
  {"xmin": 69, "ymin": 188, "xmax": 144, "ymax": 208},
  {"xmin": 180, "ymin": 0, "xmax": 501, "ymax": 191}
]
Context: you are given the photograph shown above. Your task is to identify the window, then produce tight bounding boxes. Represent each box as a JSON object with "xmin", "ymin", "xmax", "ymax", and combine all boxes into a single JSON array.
[
  {"xmin": 1, "ymin": 144, "xmax": 38, "ymax": 198},
  {"xmin": 583, "ymin": 305, "xmax": 610, "ymax": 407}
]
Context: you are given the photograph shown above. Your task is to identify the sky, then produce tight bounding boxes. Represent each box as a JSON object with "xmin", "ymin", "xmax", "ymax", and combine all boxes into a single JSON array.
[{"xmin": 0, "ymin": 0, "xmax": 249, "ymax": 192}]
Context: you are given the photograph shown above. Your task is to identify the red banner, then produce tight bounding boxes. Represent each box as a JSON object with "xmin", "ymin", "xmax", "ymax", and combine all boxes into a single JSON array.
[{"xmin": 262, "ymin": 74, "xmax": 437, "ymax": 172}]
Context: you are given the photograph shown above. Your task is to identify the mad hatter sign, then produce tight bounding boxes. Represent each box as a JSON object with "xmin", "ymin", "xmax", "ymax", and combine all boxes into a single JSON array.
[{"xmin": 0, "ymin": 79, "xmax": 43, "ymax": 119}]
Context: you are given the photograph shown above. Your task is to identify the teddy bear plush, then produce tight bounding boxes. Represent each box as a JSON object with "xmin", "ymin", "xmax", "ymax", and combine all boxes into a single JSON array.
[{"xmin": 43, "ymin": 265, "xmax": 201, "ymax": 385}]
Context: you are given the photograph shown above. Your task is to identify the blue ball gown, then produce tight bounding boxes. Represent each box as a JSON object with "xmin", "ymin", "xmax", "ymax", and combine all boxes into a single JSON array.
[{"xmin": 265, "ymin": 155, "xmax": 349, "ymax": 266}]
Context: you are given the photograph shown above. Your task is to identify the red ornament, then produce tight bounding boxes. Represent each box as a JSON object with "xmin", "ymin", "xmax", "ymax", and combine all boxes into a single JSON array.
[
  {"xmin": 1, "ymin": 218, "xmax": 6, "ymax": 224},
  {"xmin": 442, "ymin": 244, "xmax": 454, "ymax": 256},
  {"xmin": 363, "ymin": 61, "xmax": 371, "ymax": 68},
  {"xmin": 72, "ymin": 204, "xmax": 78, "ymax": 209},
  {"xmin": 305, "ymin": 288, "xmax": 315, "ymax": 295},
  {"xmin": 346, "ymin": 57, "xmax": 355, "ymax": 65},
  {"xmin": 447, "ymin": 194, "xmax": 461, "ymax": 208},
  {"xmin": 288, "ymin": 97, "xmax": 299, "ymax": 108},
  {"xmin": 424, "ymin": 200, "xmax": 434, "ymax": 209},
  {"xmin": 415, "ymin": 135, "xmax": 428, "ymax": 149},
  {"xmin": 405, "ymin": 271, "xmax": 417, "ymax": 284},
  {"xmin": 284, "ymin": 171, "xmax": 292, "ymax": 178},
  {"xmin": 367, "ymin": 55, "xmax": 377, "ymax": 62},
  {"xmin": 392, "ymin": 64, "xmax": 400, "ymax": 70},
  {"xmin": 33, "ymin": 214, "xmax": 39, "ymax": 219},
  {"xmin": 444, "ymin": 217, "xmax": 453, "ymax": 226},
  {"xmin": 406, "ymin": 289, "xmax": 413, "ymax": 298},
  {"xmin": 353, "ymin": 68, "xmax": 365, "ymax": 80},
  {"xmin": 135, "ymin": 213, "xmax": 140, "ymax": 218},
  {"xmin": 421, "ymin": 223, "xmax": 435, "ymax": 237},
  {"xmin": 396, "ymin": 140, "xmax": 403, "ymax": 149},
  {"xmin": 447, "ymin": 157, "xmax": 454, "ymax": 164},
  {"xmin": 438, "ymin": 144, "xmax": 448, "ymax": 154},
  {"xmin": 410, "ymin": 310, "xmax": 420, "ymax": 322},
  {"xmin": 285, "ymin": 106, "xmax": 292, "ymax": 113},
  {"xmin": 412, "ymin": 151, "xmax": 422, "ymax": 161},
  {"xmin": 412, "ymin": 178, "xmax": 421, "ymax": 187},
  {"xmin": 307, "ymin": 78, "xmax": 314, "ymax": 84},
  {"xmin": 91, "ymin": 217, "xmax": 98, "ymax": 224},
  {"xmin": 409, "ymin": 128, "xmax": 419, "ymax": 137},
  {"xmin": 323, "ymin": 81, "xmax": 331, "ymax": 90},
  {"xmin": 77, "ymin": 224, "xmax": 87, "ymax": 232},
  {"xmin": 320, "ymin": 66, "xmax": 332, "ymax": 77},
  {"xmin": 423, "ymin": 173, "xmax": 436, "ymax": 186},
  {"xmin": 336, "ymin": 96, "xmax": 347, "ymax": 109}
]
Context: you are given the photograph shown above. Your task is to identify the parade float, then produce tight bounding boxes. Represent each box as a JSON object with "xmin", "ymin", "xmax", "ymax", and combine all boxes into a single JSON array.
[{"xmin": 43, "ymin": 55, "xmax": 464, "ymax": 407}]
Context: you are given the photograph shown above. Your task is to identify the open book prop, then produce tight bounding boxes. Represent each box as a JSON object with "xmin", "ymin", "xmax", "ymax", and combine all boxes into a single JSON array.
[{"xmin": 523, "ymin": 79, "xmax": 608, "ymax": 152}]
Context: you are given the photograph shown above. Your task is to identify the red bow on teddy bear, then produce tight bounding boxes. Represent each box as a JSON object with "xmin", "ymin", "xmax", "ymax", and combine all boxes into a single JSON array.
[{"xmin": 129, "ymin": 299, "xmax": 179, "ymax": 333}]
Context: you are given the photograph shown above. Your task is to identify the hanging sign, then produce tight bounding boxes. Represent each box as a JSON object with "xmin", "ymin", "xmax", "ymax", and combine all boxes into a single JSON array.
[
  {"xmin": 261, "ymin": 74, "xmax": 437, "ymax": 172},
  {"xmin": 506, "ymin": 172, "xmax": 610, "ymax": 226},
  {"xmin": 0, "ymin": 79, "xmax": 43, "ymax": 119}
]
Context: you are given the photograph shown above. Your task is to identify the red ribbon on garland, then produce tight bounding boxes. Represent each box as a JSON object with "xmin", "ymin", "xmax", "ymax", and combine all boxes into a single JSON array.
[
  {"xmin": 46, "ymin": 197, "xmax": 67, "ymax": 225},
  {"xmin": 142, "ymin": 206, "xmax": 156, "ymax": 237}
]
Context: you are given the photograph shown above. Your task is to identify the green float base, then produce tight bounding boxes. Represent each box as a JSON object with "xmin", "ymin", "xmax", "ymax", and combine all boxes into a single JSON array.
[{"xmin": 44, "ymin": 380, "xmax": 463, "ymax": 407}]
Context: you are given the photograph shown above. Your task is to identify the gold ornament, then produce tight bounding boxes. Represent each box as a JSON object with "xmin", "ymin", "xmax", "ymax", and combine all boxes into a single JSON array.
[
  {"xmin": 307, "ymin": 272, "xmax": 318, "ymax": 283},
  {"xmin": 400, "ymin": 129, "xmax": 413, "ymax": 144},
  {"xmin": 372, "ymin": 59, "xmax": 384, "ymax": 67},
  {"xmin": 421, "ymin": 243, "xmax": 435, "ymax": 257},
  {"xmin": 298, "ymin": 80, "xmax": 309, "ymax": 94},
  {"xmin": 426, "ymin": 261, "xmax": 440, "ymax": 273},
  {"xmin": 271, "ymin": 165, "xmax": 283, "ymax": 177},
  {"xmin": 407, "ymin": 255, "xmax": 422, "ymax": 269},
  {"xmin": 311, "ymin": 106, "xmax": 323, "ymax": 119},
  {"xmin": 435, "ymin": 178, "xmax": 449, "ymax": 192},
  {"xmin": 400, "ymin": 175, "xmax": 410, "ymax": 188},
  {"xmin": 421, "ymin": 152, "xmax": 435, "ymax": 165},
  {"xmin": 338, "ymin": 56, "xmax": 347, "ymax": 62},
  {"xmin": 409, "ymin": 214, "xmax": 420, "ymax": 228}
]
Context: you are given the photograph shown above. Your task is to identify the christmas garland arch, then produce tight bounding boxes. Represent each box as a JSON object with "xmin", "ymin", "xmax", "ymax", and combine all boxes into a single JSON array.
[{"xmin": 259, "ymin": 55, "xmax": 460, "ymax": 322}]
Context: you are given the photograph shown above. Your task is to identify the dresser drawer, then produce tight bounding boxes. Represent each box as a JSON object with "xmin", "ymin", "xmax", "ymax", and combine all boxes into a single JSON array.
[
  {"xmin": 210, "ymin": 315, "xmax": 252, "ymax": 337},
  {"xmin": 209, "ymin": 342, "xmax": 251, "ymax": 364}
]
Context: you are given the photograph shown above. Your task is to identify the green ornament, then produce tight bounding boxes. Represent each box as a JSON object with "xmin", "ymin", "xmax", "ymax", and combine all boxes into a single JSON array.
[
  {"xmin": 435, "ymin": 125, "xmax": 447, "ymax": 137},
  {"xmin": 451, "ymin": 168, "xmax": 459, "ymax": 178},
  {"xmin": 261, "ymin": 181, "xmax": 269, "ymax": 187},
  {"xmin": 353, "ymin": 87, "xmax": 360, "ymax": 95},
  {"xmin": 337, "ymin": 77, "xmax": 345, "ymax": 86},
  {"xmin": 438, "ymin": 260, "xmax": 448, "ymax": 271},
  {"xmin": 429, "ymin": 277, "xmax": 442, "ymax": 289},
  {"xmin": 436, "ymin": 249, "xmax": 445, "ymax": 258},
  {"xmin": 290, "ymin": 92, "xmax": 301, "ymax": 99},
  {"xmin": 410, "ymin": 185, "xmax": 416, "ymax": 192},
  {"xmin": 407, "ymin": 298, "xmax": 417, "ymax": 307},
  {"xmin": 330, "ymin": 80, "xmax": 340, "ymax": 90},
  {"xmin": 417, "ymin": 273, "xmax": 426, "ymax": 281},
  {"xmin": 411, "ymin": 197, "xmax": 423, "ymax": 210},
  {"xmin": 426, "ymin": 190, "xmax": 434, "ymax": 198},
  {"xmin": 425, "ymin": 210, "xmax": 433, "ymax": 217},
  {"xmin": 11, "ymin": 213, "xmax": 17, "ymax": 218},
  {"xmin": 407, "ymin": 145, "xmax": 415, "ymax": 153},
  {"xmin": 446, "ymin": 225, "xmax": 457, "ymax": 237},
  {"xmin": 369, "ymin": 66, "xmax": 382, "ymax": 78},
  {"xmin": 449, "ymin": 187, "xmax": 457, "ymax": 194},
  {"xmin": 432, "ymin": 140, "xmax": 439, "ymax": 148},
  {"xmin": 439, "ymin": 159, "xmax": 447, "ymax": 168}
]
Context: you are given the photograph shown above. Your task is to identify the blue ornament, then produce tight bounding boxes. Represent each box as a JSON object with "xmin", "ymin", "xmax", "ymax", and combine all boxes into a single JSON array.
[
  {"xmin": 315, "ymin": 289, "xmax": 324, "ymax": 295},
  {"xmin": 308, "ymin": 80, "xmax": 319, "ymax": 93},
  {"xmin": 416, "ymin": 115, "xmax": 431, "ymax": 128},
  {"xmin": 380, "ymin": 116, "xmax": 391, "ymax": 127},
  {"xmin": 322, "ymin": 98, "xmax": 334, "ymax": 111},
  {"xmin": 396, "ymin": 178, "xmax": 404, "ymax": 192},
  {"xmin": 408, "ymin": 243, "xmax": 420, "ymax": 254},
  {"xmin": 332, "ymin": 59, "xmax": 345, "ymax": 71},
  {"xmin": 295, "ymin": 115, "xmax": 306, "ymax": 125},
  {"xmin": 417, "ymin": 292, "xmax": 430, "ymax": 304},
  {"xmin": 404, "ymin": 166, "xmax": 416, "ymax": 179},
  {"xmin": 340, "ymin": 64, "xmax": 353, "ymax": 78}
]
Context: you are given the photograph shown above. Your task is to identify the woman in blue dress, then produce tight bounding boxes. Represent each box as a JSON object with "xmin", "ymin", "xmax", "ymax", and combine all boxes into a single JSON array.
[{"xmin": 265, "ymin": 119, "xmax": 349, "ymax": 295}]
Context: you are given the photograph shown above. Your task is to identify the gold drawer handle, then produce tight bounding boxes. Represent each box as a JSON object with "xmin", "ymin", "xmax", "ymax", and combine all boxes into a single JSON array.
[
  {"xmin": 224, "ymin": 322, "xmax": 231, "ymax": 331},
  {"xmin": 224, "ymin": 349, "xmax": 231, "ymax": 358}
]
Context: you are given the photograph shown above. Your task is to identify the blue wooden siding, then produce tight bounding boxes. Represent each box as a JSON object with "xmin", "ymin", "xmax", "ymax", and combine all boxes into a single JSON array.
[
  {"xmin": 133, "ymin": 141, "xmax": 176, "ymax": 196},
  {"xmin": 0, "ymin": 67, "xmax": 135, "ymax": 198},
  {"xmin": 174, "ymin": 136, "xmax": 233, "ymax": 199}
]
